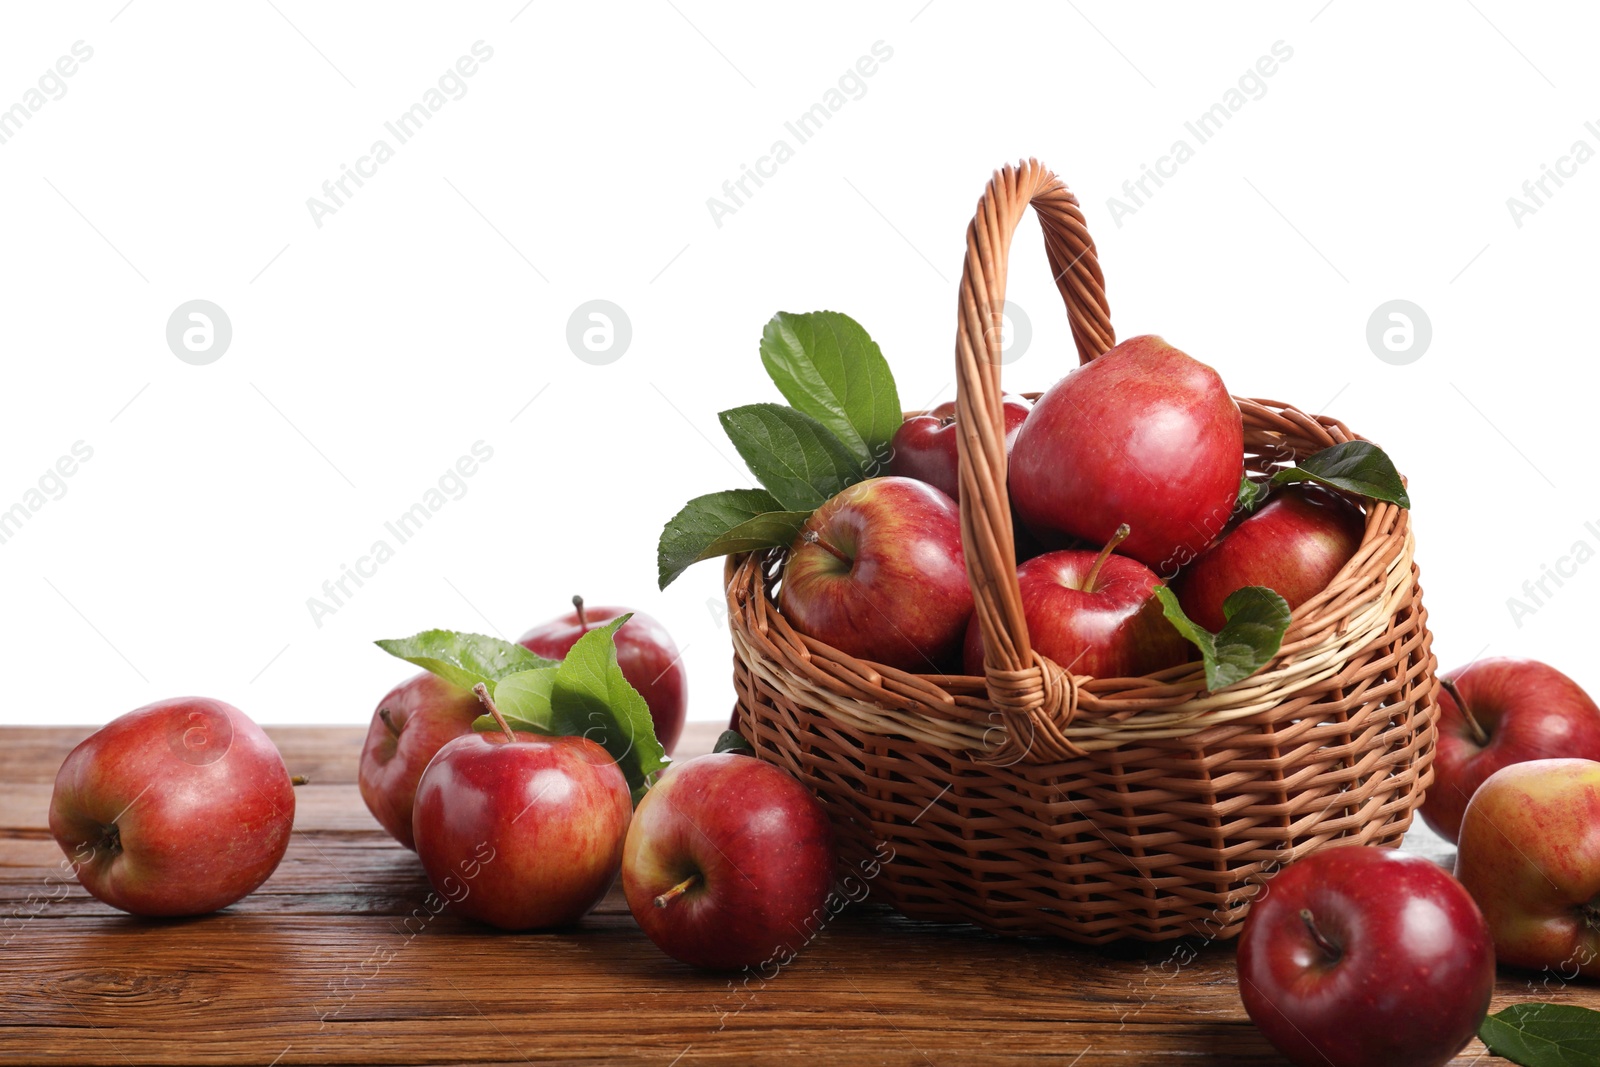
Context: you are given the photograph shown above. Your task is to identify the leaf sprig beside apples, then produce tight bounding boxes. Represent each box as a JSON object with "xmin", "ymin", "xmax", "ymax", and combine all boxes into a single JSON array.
[{"xmin": 659, "ymin": 310, "xmax": 1411, "ymax": 692}]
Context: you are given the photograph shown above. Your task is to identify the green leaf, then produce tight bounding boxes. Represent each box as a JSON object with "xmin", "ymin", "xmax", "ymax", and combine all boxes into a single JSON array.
[
  {"xmin": 374, "ymin": 630, "xmax": 559, "ymax": 694},
  {"xmin": 1154, "ymin": 585, "xmax": 1292, "ymax": 692},
  {"xmin": 718, "ymin": 403, "xmax": 865, "ymax": 512},
  {"xmin": 657, "ymin": 488, "xmax": 810, "ymax": 590},
  {"xmin": 480, "ymin": 615, "xmax": 669, "ymax": 803},
  {"xmin": 1271, "ymin": 441, "xmax": 1410, "ymax": 507},
  {"xmin": 1236, "ymin": 474, "xmax": 1266, "ymax": 515},
  {"xmin": 759, "ymin": 311, "xmax": 901, "ymax": 471},
  {"xmin": 1480, "ymin": 1003, "xmax": 1600, "ymax": 1067},
  {"xmin": 713, "ymin": 730, "xmax": 754, "ymax": 755}
]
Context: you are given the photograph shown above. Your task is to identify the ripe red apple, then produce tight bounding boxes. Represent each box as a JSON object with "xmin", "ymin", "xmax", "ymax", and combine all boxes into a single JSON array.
[
  {"xmin": 778, "ymin": 476, "xmax": 973, "ymax": 673},
  {"xmin": 359, "ymin": 671, "xmax": 483, "ymax": 850},
  {"xmin": 520, "ymin": 597, "xmax": 687, "ymax": 755},
  {"xmin": 963, "ymin": 524, "xmax": 1187, "ymax": 678},
  {"xmin": 1237, "ymin": 845, "xmax": 1495, "ymax": 1067},
  {"xmin": 887, "ymin": 393, "xmax": 1032, "ymax": 502},
  {"xmin": 623, "ymin": 753, "xmax": 835, "ymax": 970},
  {"xmin": 411, "ymin": 688, "xmax": 631, "ymax": 930},
  {"xmin": 1454, "ymin": 758, "xmax": 1600, "ymax": 979},
  {"xmin": 49, "ymin": 697, "xmax": 296, "ymax": 917},
  {"xmin": 1009, "ymin": 334, "xmax": 1244, "ymax": 574},
  {"xmin": 1174, "ymin": 484, "xmax": 1364, "ymax": 632},
  {"xmin": 1420, "ymin": 659, "xmax": 1600, "ymax": 844}
]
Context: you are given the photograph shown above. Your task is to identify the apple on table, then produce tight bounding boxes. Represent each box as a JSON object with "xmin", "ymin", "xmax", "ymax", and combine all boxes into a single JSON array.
[
  {"xmin": 50, "ymin": 697, "xmax": 297, "ymax": 917},
  {"xmin": 359, "ymin": 671, "xmax": 484, "ymax": 850},
  {"xmin": 520, "ymin": 596, "xmax": 687, "ymax": 755},
  {"xmin": 1236, "ymin": 844, "xmax": 1495, "ymax": 1067},
  {"xmin": 1421, "ymin": 657, "xmax": 1600, "ymax": 844},
  {"xmin": 623, "ymin": 751, "xmax": 835, "ymax": 970},
  {"xmin": 1454, "ymin": 757, "xmax": 1600, "ymax": 980},
  {"xmin": 410, "ymin": 685, "xmax": 632, "ymax": 931}
]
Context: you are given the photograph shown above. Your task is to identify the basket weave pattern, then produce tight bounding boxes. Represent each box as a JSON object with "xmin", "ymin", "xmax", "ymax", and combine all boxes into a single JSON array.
[{"xmin": 727, "ymin": 161, "xmax": 1438, "ymax": 942}]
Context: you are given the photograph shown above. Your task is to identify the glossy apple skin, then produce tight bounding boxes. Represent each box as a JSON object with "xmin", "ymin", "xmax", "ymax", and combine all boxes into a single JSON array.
[
  {"xmin": 963, "ymin": 548, "xmax": 1187, "ymax": 678},
  {"xmin": 1421, "ymin": 659, "xmax": 1600, "ymax": 845},
  {"xmin": 623, "ymin": 753, "xmax": 835, "ymax": 970},
  {"xmin": 1009, "ymin": 335, "xmax": 1244, "ymax": 575},
  {"xmin": 1174, "ymin": 485, "xmax": 1364, "ymax": 632},
  {"xmin": 779, "ymin": 477, "xmax": 973, "ymax": 673},
  {"xmin": 521, "ymin": 607, "xmax": 686, "ymax": 755},
  {"xmin": 1455, "ymin": 758, "xmax": 1600, "ymax": 979},
  {"xmin": 887, "ymin": 394, "xmax": 1032, "ymax": 502},
  {"xmin": 1238, "ymin": 845, "xmax": 1496, "ymax": 1067},
  {"xmin": 359, "ymin": 671, "xmax": 483, "ymax": 850},
  {"xmin": 411, "ymin": 730, "xmax": 631, "ymax": 931},
  {"xmin": 49, "ymin": 697, "xmax": 295, "ymax": 917}
]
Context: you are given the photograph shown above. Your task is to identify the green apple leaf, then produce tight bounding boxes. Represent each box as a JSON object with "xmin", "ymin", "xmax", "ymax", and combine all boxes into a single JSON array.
[
  {"xmin": 1154, "ymin": 585, "xmax": 1291, "ymax": 692},
  {"xmin": 374, "ymin": 630, "xmax": 559, "ymax": 694},
  {"xmin": 718, "ymin": 403, "xmax": 865, "ymax": 512},
  {"xmin": 713, "ymin": 729, "xmax": 754, "ymax": 755},
  {"xmin": 478, "ymin": 615, "xmax": 669, "ymax": 804},
  {"xmin": 759, "ymin": 310, "xmax": 901, "ymax": 472},
  {"xmin": 1236, "ymin": 474, "xmax": 1267, "ymax": 515},
  {"xmin": 1270, "ymin": 441, "xmax": 1410, "ymax": 508},
  {"xmin": 657, "ymin": 488, "xmax": 810, "ymax": 590},
  {"xmin": 1480, "ymin": 1003, "xmax": 1600, "ymax": 1067}
]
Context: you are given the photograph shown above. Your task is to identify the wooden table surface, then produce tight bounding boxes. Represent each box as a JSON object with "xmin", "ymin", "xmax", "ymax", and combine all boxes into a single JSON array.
[{"xmin": 3, "ymin": 723, "xmax": 1593, "ymax": 1066}]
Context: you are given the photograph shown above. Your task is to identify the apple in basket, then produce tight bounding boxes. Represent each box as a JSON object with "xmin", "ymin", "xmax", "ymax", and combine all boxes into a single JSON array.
[
  {"xmin": 778, "ymin": 476, "xmax": 973, "ymax": 673},
  {"xmin": 1174, "ymin": 484, "xmax": 1365, "ymax": 632},
  {"xmin": 1009, "ymin": 335, "xmax": 1244, "ymax": 575},
  {"xmin": 963, "ymin": 524, "xmax": 1187, "ymax": 678},
  {"xmin": 887, "ymin": 394, "xmax": 1032, "ymax": 503}
]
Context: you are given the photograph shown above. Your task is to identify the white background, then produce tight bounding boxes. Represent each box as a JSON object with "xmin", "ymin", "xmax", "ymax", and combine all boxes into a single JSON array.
[{"xmin": 1, "ymin": 1, "xmax": 1593, "ymax": 727}]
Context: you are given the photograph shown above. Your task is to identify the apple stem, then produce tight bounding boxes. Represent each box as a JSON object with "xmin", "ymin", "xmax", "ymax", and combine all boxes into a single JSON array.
[
  {"xmin": 472, "ymin": 683, "xmax": 517, "ymax": 743},
  {"xmin": 573, "ymin": 594, "xmax": 588, "ymax": 631},
  {"xmin": 1299, "ymin": 909, "xmax": 1342, "ymax": 963},
  {"xmin": 1582, "ymin": 899, "xmax": 1600, "ymax": 931},
  {"xmin": 653, "ymin": 873, "xmax": 701, "ymax": 909},
  {"xmin": 1439, "ymin": 676, "xmax": 1490, "ymax": 747},
  {"xmin": 291, "ymin": 775, "xmax": 310, "ymax": 786},
  {"xmin": 378, "ymin": 708, "xmax": 401, "ymax": 738},
  {"xmin": 1083, "ymin": 523, "xmax": 1132, "ymax": 593},
  {"xmin": 803, "ymin": 529, "xmax": 852, "ymax": 566}
]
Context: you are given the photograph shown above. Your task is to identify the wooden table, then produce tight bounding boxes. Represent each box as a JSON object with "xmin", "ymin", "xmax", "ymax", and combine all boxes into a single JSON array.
[{"xmin": 2, "ymin": 724, "xmax": 1592, "ymax": 1065}]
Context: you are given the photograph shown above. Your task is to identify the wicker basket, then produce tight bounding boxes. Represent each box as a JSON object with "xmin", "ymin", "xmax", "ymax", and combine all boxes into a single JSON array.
[{"xmin": 726, "ymin": 159, "xmax": 1439, "ymax": 943}]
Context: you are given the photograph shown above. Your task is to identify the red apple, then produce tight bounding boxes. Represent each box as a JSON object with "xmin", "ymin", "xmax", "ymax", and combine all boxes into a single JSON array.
[
  {"xmin": 622, "ymin": 753, "xmax": 835, "ymax": 970},
  {"xmin": 1237, "ymin": 845, "xmax": 1495, "ymax": 1067},
  {"xmin": 778, "ymin": 476, "xmax": 973, "ymax": 673},
  {"xmin": 411, "ymin": 690, "xmax": 632, "ymax": 930},
  {"xmin": 1009, "ymin": 334, "xmax": 1244, "ymax": 575},
  {"xmin": 1421, "ymin": 659, "xmax": 1600, "ymax": 844},
  {"xmin": 520, "ymin": 597, "xmax": 687, "ymax": 755},
  {"xmin": 887, "ymin": 394, "xmax": 1032, "ymax": 502},
  {"xmin": 359, "ymin": 671, "xmax": 484, "ymax": 850},
  {"xmin": 963, "ymin": 525, "xmax": 1188, "ymax": 678},
  {"xmin": 1174, "ymin": 484, "xmax": 1365, "ymax": 632},
  {"xmin": 1455, "ymin": 758, "xmax": 1600, "ymax": 979},
  {"xmin": 49, "ymin": 697, "xmax": 296, "ymax": 917}
]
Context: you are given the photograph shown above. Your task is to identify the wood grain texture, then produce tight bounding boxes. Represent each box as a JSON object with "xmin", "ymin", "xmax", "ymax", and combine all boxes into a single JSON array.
[{"xmin": 2, "ymin": 724, "xmax": 1592, "ymax": 1066}]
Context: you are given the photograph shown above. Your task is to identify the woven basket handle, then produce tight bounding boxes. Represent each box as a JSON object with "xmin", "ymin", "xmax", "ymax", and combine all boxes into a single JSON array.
[{"xmin": 953, "ymin": 160, "xmax": 1113, "ymax": 763}]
